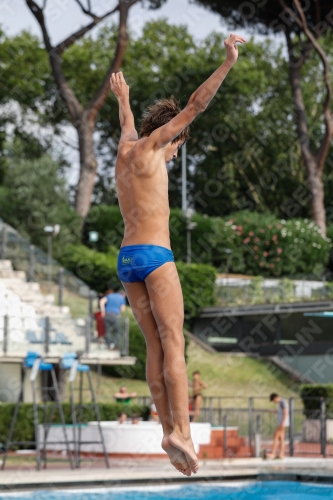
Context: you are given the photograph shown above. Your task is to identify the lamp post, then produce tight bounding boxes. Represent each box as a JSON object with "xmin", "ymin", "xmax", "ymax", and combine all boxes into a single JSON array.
[
  {"xmin": 182, "ymin": 142, "xmax": 187, "ymax": 212},
  {"xmin": 43, "ymin": 225, "xmax": 60, "ymax": 293},
  {"xmin": 222, "ymin": 248, "xmax": 232, "ymax": 303},
  {"xmin": 181, "ymin": 145, "xmax": 197, "ymax": 263},
  {"xmin": 184, "ymin": 208, "xmax": 197, "ymax": 264},
  {"xmin": 89, "ymin": 231, "xmax": 99, "ymax": 249}
]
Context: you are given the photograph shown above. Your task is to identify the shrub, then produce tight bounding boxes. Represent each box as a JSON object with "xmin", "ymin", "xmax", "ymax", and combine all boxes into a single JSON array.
[
  {"xmin": 59, "ymin": 246, "xmax": 216, "ymax": 377},
  {"xmin": 84, "ymin": 205, "xmax": 124, "ymax": 253},
  {"xmin": 222, "ymin": 211, "xmax": 331, "ymax": 277},
  {"xmin": 58, "ymin": 244, "xmax": 119, "ymax": 293},
  {"xmin": 300, "ymin": 384, "xmax": 333, "ymax": 418},
  {"xmin": 0, "ymin": 402, "xmax": 148, "ymax": 448},
  {"xmin": 0, "ymin": 155, "xmax": 82, "ymax": 254},
  {"xmin": 59, "ymin": 245, "xmax": 217, "ymax": 326},
  {"xmin": 176, "ymin": 261, "xmax": 217, "ymax": 328},
  {"xmin": 85, "ymin": 205, "xmax": 331, "ymax": 278}
]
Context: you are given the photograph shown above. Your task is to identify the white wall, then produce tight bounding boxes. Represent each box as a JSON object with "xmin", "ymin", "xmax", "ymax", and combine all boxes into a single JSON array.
[
  {"xmin": 0, "ymin": 362, "xmax": 42, "ymax": 403},
  {"xmin": 0, "ymin": 363, "xmax": 21, "ymax": 402}
]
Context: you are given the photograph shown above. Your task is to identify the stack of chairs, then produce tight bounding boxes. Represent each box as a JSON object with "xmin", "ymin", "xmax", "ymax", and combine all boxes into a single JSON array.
[
  {"xmin": 60, "ymin": 352, "xmax": 109, "ymax": 468},
  {"xmin": 1, "ymin": 351, "xmax": 73, "ymax": 470},
  {"xmin": 2, "ymin": 351, "xmax": 109, "ymax": 470}
]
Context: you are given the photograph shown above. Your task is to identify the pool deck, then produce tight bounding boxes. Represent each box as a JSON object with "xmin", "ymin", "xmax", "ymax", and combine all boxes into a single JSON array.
[{"xmin": 2, "ymin": 457, "xmax": 333, "ymax": 491}]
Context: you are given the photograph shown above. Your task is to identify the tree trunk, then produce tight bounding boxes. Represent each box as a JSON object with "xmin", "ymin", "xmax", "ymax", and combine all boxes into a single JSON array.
[
  {"xmin": 75, "ymin": 115, "xmax": 98, "ymax": 218},
  {"xmin": 25, "ymin": 0, "xmax": 138, "ymax": 221},
  {"xmin": 307, "ymin": 167, "xmax": 326, "ymax": 235},
  {"xmin": 286, "ymin": 30, "xmax": 327, "ymax": 235}
]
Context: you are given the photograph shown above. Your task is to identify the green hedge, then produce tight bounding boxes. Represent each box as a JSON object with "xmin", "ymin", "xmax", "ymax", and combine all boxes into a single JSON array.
[
  {"xmin": 58, "ymin": 244, "xmax": 217, "ymax": 326},
  {"xmin": 59, "ymin": 246, "xmax": 215, "ymax": 377},
  {"xmin": 84, "ymin": 205, "xmax": 331, "ymax": 278},
  {"xmin": 300, "ymin": 384, "xmax": 333, "ymax": 418},
  {"xmin": 58, "ymin": 244, "xmax": 119, "ymax": 293},
  {"xmin": 176, "ymin": 261, "xmax": 216, "ymax": 328},
  {"xmin": 84, "ymin": 205, "xmax": 124, "ymax": 253},
  {"xmin": 0, "ymin": 402, "xmax": 147, "ymax": 448},
  {"xmin": 209, "ymin": 212, "xmax": 331, "ymax": 277}
]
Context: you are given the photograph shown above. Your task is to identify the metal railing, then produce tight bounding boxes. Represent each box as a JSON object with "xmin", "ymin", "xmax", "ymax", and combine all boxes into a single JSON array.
[
  {"xmin": 1, "ymin": 314, "xmax": 130, "ymax": 358},
  {"xmin": 215, "ymin": 278, "xmax": 333, "ymax": 307},
  {"xmin": 136, "ymin": 395, "xmax": 333, "ymax": 458},
  {"xmin": 0, "ymin": 221, "xmax": 97, "ymax": 314}
]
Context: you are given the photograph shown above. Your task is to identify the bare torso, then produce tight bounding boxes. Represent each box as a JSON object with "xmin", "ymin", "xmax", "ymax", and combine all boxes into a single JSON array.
[
  {"xmin": 192, "ymin": 379, "xmax": 202, "ymax": 396},
  {"xmin": 116, "ymin": 138, "xmax": 171, "ymax": 249}
]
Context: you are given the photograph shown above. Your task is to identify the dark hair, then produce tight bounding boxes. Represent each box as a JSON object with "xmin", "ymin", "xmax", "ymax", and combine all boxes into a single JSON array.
[
  {"xmin": 140, "ymin": 96, "xmax": 190, "ymax": 144},
  {"xmin": 193, "ymin": 370, "xmax": 200, "ymax": 376},
  {"xmin": 270, "ymin": 393, "xmax": 278, "ymax": 402}
]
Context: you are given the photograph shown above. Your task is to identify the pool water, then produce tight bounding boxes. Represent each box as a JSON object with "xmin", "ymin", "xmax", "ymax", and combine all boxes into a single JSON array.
[{"xmin": 1, "ymin": 481, "xmax": 332, "ymax": 500}]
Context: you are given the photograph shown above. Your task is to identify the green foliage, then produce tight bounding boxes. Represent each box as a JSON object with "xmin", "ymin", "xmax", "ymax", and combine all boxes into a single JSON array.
[
  {"xmin": 0, "ymin": 30, "xmax": 51, "ymax": 112},
  {"xmin": 1, "ymin": 22, "xmax": 333, "ymax": 219},
  {"xmin": 176, "ymin": 261, "xmax": 216, "ymax": 328},
  {"xmin": 0, "ymin": 154, "xmax": 81, "ymax": 254},
  {"xmin": 84, "ymin": 205, "xmax": 124, "ymax": 253},
  {"xmin": 0, "ymin": 402, "xmax": 147, "ymax": 448},
  {"xmin": 83, "ymin": 205, "xmax": 331, "ymax": 278},
  {"xmin": 232, "ymin": 212, "xmax": 331, "ymax": 277},
  {"xmin": 96, "ymin": 20, "xmax": 333, "ymax": 218},
  {"xmin": 300, "ymin": 384, "xmax": 333, "ymax": 418},
  {"xmin": 58, "ymin": 245, "xmax": 119, "ymax": 293},
  {"xmin": 59, "ymin": 243, "xmax": 216, "ymax": 326}
]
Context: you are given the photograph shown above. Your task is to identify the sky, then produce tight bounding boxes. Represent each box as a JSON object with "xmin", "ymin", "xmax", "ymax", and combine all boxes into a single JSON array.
[
  {"xmin": 0, "ymin": 0, "xmax": 284, "ymax": 46},
  {"xmin": 0, "ymin": 0, "xmax": 285, "ymax": 185}
]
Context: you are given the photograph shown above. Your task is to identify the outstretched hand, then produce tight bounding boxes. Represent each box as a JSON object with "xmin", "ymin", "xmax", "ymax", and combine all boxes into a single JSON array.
[
  {"xmin": 110, "ymin": 71, "xmax": 129, "ymax": 100},
  {"xmin": 224, "ymin": 33, "xmax": 246, "ymax": 64}
]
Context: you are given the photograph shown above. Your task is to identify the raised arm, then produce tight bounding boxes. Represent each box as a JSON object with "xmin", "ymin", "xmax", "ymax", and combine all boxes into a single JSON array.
[
  {"xmin": 150, "ymin": 34, "xmax": 246, "ymax": 148},
  {"xmin": 110, "ymin": 72, "xmax": 138, "ymax": 142}
]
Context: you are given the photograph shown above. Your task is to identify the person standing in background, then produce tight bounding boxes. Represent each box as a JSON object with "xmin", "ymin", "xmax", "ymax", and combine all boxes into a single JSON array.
[
  {"xmin": 190, "ymin": 371, "xmax": 208, "ymax": 423},
  {"xmin": 266, "ymin": 393, "xmax": 289, "ymax": 460},
  {"xmin": 100, "ymin": 288, "xmax": 126, "ymax": 349}
]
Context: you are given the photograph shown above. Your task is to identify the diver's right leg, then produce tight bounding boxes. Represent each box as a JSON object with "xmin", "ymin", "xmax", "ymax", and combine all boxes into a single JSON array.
[
  {"xmin": 122, "ymin": 280, "xmax": 191, "ymax": 476},
  {"xmin": 145, "ymin": 262, "xmax": 199, "ymax": 474}
]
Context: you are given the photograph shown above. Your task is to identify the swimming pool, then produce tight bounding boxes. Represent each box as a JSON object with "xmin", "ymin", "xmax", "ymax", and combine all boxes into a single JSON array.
[{"xmin": 1, "ymin": 481, "xmax": 332, "ymax": 500}]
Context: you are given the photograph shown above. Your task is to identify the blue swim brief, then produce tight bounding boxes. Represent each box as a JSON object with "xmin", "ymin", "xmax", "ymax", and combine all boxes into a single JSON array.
[{"xmin": 117, "ymin": 244, "xmax": 175, "ymax": 283}]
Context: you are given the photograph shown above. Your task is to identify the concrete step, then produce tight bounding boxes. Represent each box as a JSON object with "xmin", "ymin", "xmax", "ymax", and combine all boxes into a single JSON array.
[
  {"xmin": 34, "ymin": 305, "xmax": 70, "ymax": 316},
  {"xmin": 3, "ymin": 282, "xmax": 41, "ymax": 293},
  {"xmin": 0, "ymin": 260, "xmax": 13, "ymax": 271},
  {"xmin": 0, "ymin": 270, "xmax": 26, "ymax": 279},
  {"xmin": 83, "ymin": 348, "xmax": 121, "ymax": 360}
]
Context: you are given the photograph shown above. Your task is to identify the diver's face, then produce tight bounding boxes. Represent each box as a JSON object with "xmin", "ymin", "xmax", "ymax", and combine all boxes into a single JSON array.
[{"xmin": 165, "ymin": 141, "xmax": 183, "ymax": 163}]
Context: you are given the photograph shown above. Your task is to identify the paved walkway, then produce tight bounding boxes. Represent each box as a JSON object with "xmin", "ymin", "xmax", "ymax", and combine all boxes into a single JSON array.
[{"xmin": 2, "ymin": 457, "xmax": 333, "ymax": 491}]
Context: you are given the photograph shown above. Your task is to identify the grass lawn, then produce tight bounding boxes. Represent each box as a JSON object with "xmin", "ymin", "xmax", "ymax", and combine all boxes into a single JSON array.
[
  {"xmin": 186, "ymin": 340, "xmax": 300, "ymax": 408},
  {"xmin": 79, "ymin": 340, "xmax": 300, "ymax": 410}
]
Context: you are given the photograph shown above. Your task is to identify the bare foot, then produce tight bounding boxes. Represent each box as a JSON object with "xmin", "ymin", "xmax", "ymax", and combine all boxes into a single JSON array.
[
  {"xmin": 162, "ymin": 437, "xmax": 191, "ymax": 477},
  {"xmin": 168, "ymin": 431, "xmax": 199, "ymax": 474},
  {"xmin": 266, "ymin": 453, "xmax": 274, "ymax": 460}
]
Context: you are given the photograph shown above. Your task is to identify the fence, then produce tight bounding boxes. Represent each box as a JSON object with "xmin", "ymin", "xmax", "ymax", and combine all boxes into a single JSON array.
[
  {"xmin": 137, "ymin": 395, "xmax": 333, "ymax": 458},
  {"xmin": 0, "ymin": 313, "xmax": 130, "ymax": 357},
  {"xmin": 215, "ymin": 277, "xmax": 333, "ymax": 307}
]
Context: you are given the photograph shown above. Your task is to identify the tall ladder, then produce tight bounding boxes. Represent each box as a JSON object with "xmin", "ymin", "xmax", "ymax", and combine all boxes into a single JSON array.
[
  {"xmin": 2, "ymin": 351, "xmax": 73, "ymax": 470},
  {"xmin": 60, "ymin": 352, "xmax": 109, "ymax": 468}
]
